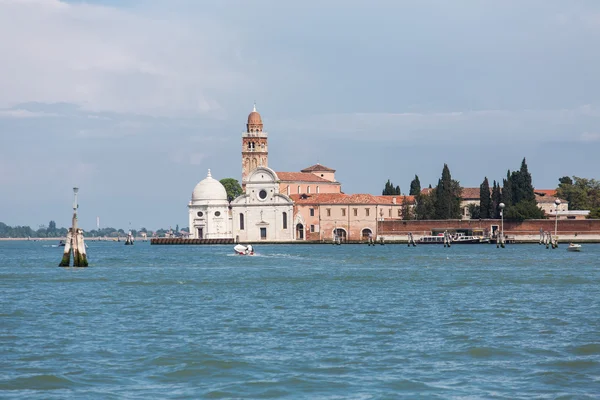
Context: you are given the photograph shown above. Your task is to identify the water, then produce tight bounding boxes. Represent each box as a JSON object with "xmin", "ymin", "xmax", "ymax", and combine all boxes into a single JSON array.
[{"xmin": 1, "ymin": 241, "xmax": 599, "ymax": 399}]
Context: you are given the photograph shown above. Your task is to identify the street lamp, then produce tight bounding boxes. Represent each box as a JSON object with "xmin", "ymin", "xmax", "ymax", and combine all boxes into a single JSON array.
[
  {"xmin": 499, "ymin": 202, "xmax": 505, "ymax": 247},
  {"xmin": 554, "ymin": 199, "xmax": 561, "ymax": 245}
]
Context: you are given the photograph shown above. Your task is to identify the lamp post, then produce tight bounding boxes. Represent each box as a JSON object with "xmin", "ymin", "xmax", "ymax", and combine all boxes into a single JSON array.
[
  {"xmin": 499, "ymin": 202, "xmax": 505, "ymax": 248},
  {"xmin": 554, "ymin": 199, "xmax": 561, "ymax": 247}
]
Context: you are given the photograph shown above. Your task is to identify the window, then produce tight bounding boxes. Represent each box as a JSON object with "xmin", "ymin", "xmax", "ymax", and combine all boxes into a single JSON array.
[
  {"xmin": 259, "ymin": 189, "xmax": 267, "ymax": 200},
  {"xmin": 365, "ymin": 208, "xmax": 370, "ymax": 217},
  {"xmin": 310, "ymin": 225, "xmax": 315, "ymax": 233},
  {"xmin": 260, "ymin": 227, "xmax": 267, "ymax": 239},
  {"xmin": 341, "ymin": 208, "xmax": 346, "ymax": 217},
  {"xmin": 310, "ymin": 208, "xmax": 315, "ymax": 216},
  {"xmin": 283, "ymin": 212, "xmax": 288, "ymax": 229},
  {"xmin": 316, "ymin": 186, "xmax": 320, "ymax": 193},
  {"xmin": 239, "ymin": 213, "xmax": 244, "ymax": 230},
  {"xmin": 197, "ymin": 211, "xmax": 203, "ymax": 217},
  {"xmin": 353, "ymin": 208, "xmax": 358, "ymax": 216},
  {"xmin": 287, "ymin": 186, "xmax": 290, "ymax": 195},
  {"xmin": 398, "ymin": 209, "xmax": 402, "ymax": 217},
  {"xmin": 215, "ymin": 211, "xmax": 221, "ymax": 217},
  {"xmin": 388, "ymin": 209, "xmax": 391, "ymax": 217},
  {"xmin": 326, "ymin": 208, "xmax": 331, "ymax": 217},
  {"xmin": 297, "ymin": 185, "xmax": 301, "ymax": 194},
  {"xmin": 307, "ymin": 186, "xmax": 311, "ymax": 194}
]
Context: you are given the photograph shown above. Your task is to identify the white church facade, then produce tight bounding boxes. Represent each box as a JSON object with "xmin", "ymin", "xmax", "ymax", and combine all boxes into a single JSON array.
[{"xmin": 188, "ymin": 106, "xmax": 295, "ymax": 242}]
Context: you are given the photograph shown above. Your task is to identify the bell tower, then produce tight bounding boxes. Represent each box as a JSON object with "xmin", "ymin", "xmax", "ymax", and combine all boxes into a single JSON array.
[{"xmin": 241, "ymin": 103, "xmax": 268, "ymax": 188}]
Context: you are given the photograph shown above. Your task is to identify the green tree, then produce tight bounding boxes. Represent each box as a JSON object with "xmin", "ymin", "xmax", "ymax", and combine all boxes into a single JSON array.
[
  {"xmin": 220, "ymin": 178, "xmax": 243, "ymax": 201},
  {"xmin": 502, "ymin": 170, "xmax": 513, "ymax": 207},
  {"xmin": 511, "ymin": 158, "xmax": 536, "ymax": 204},
  {"xmin": 401, "ymin": 195, "xmax": 413, "ymax": 220},
  {"xmin": 467, "ymin": 204, "xmax": 481, "ymax": 219},
  {"xmin": 414, "ymin": 191, "xmax": 435, "ymax": 220},
  {"xmin": 409, "ymin": 175, "xmax": 421, "ymax": 196},
  {"xmin": 433, "ymin": 164, "xmax": 462, "ymax": 219},
  {"xmin": 504, "ymin": 200, "xmax": 545, "ymax": 221},
  {"xmin": 479, "ymin": 177, "xmax": 492, "ymax": 218},
  {"xmin": 491, "ymin": 180, "xmax": 502, "ymax": 218},
  {"xmin": 382, "ymin": 179, "xmax": 401, "ymax": 195}
]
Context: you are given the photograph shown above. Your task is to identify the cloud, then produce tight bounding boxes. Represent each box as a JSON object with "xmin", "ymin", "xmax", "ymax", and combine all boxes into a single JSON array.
[
  {"xmin": 0, "ymin": 109, "xmax": 60, "ymax": 118},
  {"xmin": 580, "ymin": 132, "xmax": 600, "ymax": 142},
  {"xmin": 270, "ymin": 105, "xmax": 600, "ymax": 144},
  {"xmin": 0, "ymin": 0, "xmax": 252, "ymax": 117}
]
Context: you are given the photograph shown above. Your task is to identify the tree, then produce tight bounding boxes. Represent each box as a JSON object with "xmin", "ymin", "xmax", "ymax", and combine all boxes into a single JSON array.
[
  {"xmin": 502, "ymin": 170, "xmax": 513, "ymax": 208},
  {"xmin": 401, "ymin": 195, "xmax": 413, "ymax": 220},
  {"xmin": 511, "ymin": 158, "xmax": 536, "ymax": 204},
  {"xmin": 220, "ymin": 178, "xmax": 243, "ymax": 201},
  {"xmin": 414, "ymin": 191, "xmax": 435, "ymax": 220},
  {"xmin": 467, "ymin": 204, "xmax": 481, "ymax": 219},
  {"xmin": 382, "ymin": 179, "xmax": 401, "ymax": 195},
  {"xmin": 409, "ymin": 175, "xmax": 421, "ymax": 196},
  {"xmin": 504, "ymin": 201, "xmax": 545, "ymax": 221},
  {"xmin": 491, "ymin": 180, "xmax": 502, "ymax": 218},
  {"xmin": 479, "ymin": 177, "xmax": 492, "ymax": 219},
  {"xmin": 433, "ymin": 164, "xmax": 462, "ymax": 219}
]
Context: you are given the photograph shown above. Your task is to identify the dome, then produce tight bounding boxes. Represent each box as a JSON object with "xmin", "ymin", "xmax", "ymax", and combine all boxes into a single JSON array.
[
  {"xmin": 247, "ymin": 103, "xmax": 262, "ymax": 125},
  {"xmin": 192, "ymin": 169, "xmax": 228, "ymax": 202}
]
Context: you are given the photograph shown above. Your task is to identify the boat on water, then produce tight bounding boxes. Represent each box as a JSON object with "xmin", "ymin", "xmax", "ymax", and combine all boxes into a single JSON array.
[
  {"xmin": 417, "ymin": 234, "xmax": 446, "ymax": 244},
  {"xmin": 234, "ymin": 244, "xmax": 255, "ymax": 255},
  {"xmin": 452, "ymin": 233, "xmax": 486, "ymax": 244},
  {"xmin": 567, "ymin": 243, "xmax": 582, "ymax": 252}
]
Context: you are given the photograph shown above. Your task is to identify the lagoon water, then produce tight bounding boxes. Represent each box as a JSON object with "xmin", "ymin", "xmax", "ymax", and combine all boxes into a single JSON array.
[{"xmin": 1, "ymin": 240, "xmax": 599, "ymax": 399}]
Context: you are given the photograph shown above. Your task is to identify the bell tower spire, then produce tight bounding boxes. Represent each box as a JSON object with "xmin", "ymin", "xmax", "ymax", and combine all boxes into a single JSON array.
[{"xmin": 241, "ymin": 104, "xmax": 268, "ymax": 189}]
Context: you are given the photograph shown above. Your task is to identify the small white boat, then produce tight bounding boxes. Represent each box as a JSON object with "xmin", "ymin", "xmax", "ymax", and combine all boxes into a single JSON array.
[
  {"xmin": 567, "ymin": 243, "xmax": 582, "ymax": 252},
  {"xmin": 234, "ymin": 244, "xmax": 254, "ymax": 255}
]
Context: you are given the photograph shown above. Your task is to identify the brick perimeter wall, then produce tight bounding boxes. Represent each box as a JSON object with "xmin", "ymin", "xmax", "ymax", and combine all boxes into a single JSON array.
[{"xmin": 379, "ymin": 219, "xmax": 600, "ymax": 235}]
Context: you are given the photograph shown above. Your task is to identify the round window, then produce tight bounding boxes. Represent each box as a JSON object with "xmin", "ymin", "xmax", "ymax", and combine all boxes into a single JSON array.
[
  {"xmin": 197, "ymin": 211, "xmax": 203, "ymax": 217},
  {"xmin": 259, "ymin": 189, "xmax": 267, "ymax": 200},
  {"xmin": 215, "ymin": 211, "xmax": 221, "ymax": 217}
]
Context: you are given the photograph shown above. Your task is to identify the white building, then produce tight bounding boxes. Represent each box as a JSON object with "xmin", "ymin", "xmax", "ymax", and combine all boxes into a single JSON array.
[
  {"xmin": 188, "ymin": 170, "xmax": 233, "ymax": 239},
  {"xmin": 231, "ymin": 167, "xmax": 294, "ymax": 242}
]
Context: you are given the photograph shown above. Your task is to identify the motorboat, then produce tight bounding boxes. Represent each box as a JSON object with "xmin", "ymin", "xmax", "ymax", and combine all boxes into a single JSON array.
[
  {"xmin": 417, "ymin": 235, "xmax": 446, "ymax": 244},
  {"xmin": 234, "ymin": 244, "xmax": 255, "ymax": 255},
  {"xmin": 451, "ymin": 234, "xmax": 484, "ymax": 244},
  {"xmin": 567, "ymin": 243, "xmax": 582, "ymax": 252}
]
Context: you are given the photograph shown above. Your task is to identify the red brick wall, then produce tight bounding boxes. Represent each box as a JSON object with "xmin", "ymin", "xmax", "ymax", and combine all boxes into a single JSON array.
[{"xmin": 380, "ymin": 219, "xmax": 600, "ymax": 235}]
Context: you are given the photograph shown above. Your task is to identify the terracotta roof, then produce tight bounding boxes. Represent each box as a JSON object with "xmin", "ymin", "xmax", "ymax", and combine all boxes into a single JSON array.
[
  {"xmin": 535, "ymin": 194, "xmax": 567, "ymax": 204},
  {"xmin": 534, "ymin": 189, "xmax": 557, "ymax": 197},
  {"xmin": 375, "ymin": 195, "xmax": 415, "ymax": 204},
  {"xmin": 300, "ymin": 163, "xmax": 336, "ymax": 173},
  {"xmin": 276, "ymin": 172, "xmax": 334, "ymax": 183},
  {"xmin": 461, "ymin": 188, "xmax": 480, "ymax": 199},
  {"xmin": 290, "ymin": 193, "xmax": 413, "ymax": 205}
]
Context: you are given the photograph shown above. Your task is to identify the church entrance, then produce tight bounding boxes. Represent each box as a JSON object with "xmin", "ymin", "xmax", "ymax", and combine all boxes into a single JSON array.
[
  {"xmin": 197, "ymin": 227, "xmax": 203, "ymax": 239},
  {"xmin": 296, "ymin": 224, "xmax": 304, "ymax": 240}
]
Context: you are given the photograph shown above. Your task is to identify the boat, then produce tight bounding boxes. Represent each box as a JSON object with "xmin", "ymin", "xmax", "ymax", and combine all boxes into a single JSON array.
[
  {"xmin": 234, "ymin": 244, "xmax": 254, "ymax": 255},
  {"xmin": 451, "ymin": 233, "xmax": 484, "ymax": 244},
  {"xmin": 567, "ymin": 243, "xmax": 581, "ymax": 252},
  {"xmin": 417, "ymin": 234, "xmax": 446, "ymax": 244},
  {"xmin": 58, "ymin": 240, "xmax": 66, "ymax": 247}
]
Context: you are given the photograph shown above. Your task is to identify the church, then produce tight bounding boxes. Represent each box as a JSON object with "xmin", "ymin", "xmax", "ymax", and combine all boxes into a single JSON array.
[{"xmin": 188, "ymin": 105, "xmax": 411, "ymax": 242}]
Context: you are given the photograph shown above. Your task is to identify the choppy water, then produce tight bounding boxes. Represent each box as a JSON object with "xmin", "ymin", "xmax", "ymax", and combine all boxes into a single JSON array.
[{"xmin": 1, "ymin": 240, "xmax": 599, "ymax": 399}]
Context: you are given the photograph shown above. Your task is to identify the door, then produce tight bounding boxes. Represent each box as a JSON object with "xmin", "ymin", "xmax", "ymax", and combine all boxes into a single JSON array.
[
  {"xmin": 260, "ymin": 227, "xmax": 267, "ymax": 240},
  {"xmin": 296, "ymin": 224, "xmax": 304, "ymax": 240},
  {"xmin": 197, "ymin": 228, "xmax": 203, "ymax": 239}
]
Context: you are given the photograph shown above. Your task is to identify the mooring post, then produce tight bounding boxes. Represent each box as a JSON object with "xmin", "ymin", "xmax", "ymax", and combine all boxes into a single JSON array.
[{"xmin": 59, "ymin": 187, "xmax": 88, "ymax": 267}]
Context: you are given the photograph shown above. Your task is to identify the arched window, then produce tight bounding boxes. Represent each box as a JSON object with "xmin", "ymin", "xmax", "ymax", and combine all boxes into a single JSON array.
[
  {"xmin": 316, "ymin": 186, "xmax": 320, "ymax": 193},
  {"xmin": 297, "ymin": 185, "xmax": 301, "ymax": 194},
  {"xmin": 282, "ymin": 212, "xmax": 288, "ymax": 229},
  {"xmin": 307, "ymin": 186, "xmax": 311, "ymax": 194},
  {"xmin": 239, "ymin": 213, "xmax": 244, "ymax": 230}
]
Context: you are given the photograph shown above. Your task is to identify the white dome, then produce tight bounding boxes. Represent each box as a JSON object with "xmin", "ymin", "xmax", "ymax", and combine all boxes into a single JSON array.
[{"xmin": 192, "ymin": 170, "xmax": 228, "ymax": 202}]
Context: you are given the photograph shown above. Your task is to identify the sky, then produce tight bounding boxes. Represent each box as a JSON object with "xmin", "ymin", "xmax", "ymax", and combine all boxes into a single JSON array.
[{"xmin": 1, "ymin": 0, "xmax": 599, "ymax": 230}]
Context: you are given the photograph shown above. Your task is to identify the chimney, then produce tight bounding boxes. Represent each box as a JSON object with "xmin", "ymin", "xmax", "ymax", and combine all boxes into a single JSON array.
[{"xmin": 392, "ymin": 197, "xmax": 396, "ymax": 204}]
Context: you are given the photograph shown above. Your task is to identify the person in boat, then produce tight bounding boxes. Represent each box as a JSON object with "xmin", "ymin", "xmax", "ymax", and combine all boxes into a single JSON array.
[{"xmin": 245, "ymin": 244, "xmax": 254, "ymax": 255}]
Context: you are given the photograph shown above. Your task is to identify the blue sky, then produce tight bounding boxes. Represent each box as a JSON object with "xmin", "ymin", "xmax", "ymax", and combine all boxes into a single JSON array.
[{"xmin": 1, "ymin": 0, "xmax": 599, "ymax": 230}]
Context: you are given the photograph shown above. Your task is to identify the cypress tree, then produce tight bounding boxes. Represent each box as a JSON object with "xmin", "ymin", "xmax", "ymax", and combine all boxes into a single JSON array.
[
  {"xmin": 433, "ymin": 164, "xmax": 461, "ymax": 219},
  {"xmin": 502, "ymin": 170, "xmax": 513, "ymax": 207},
  {"xmin": 479, "ymin": 177, "xmax": 492, "ymax": 218},
  {"xmin": 491, "ymin": 180, "xmax": 502, "ymax": 218},
  {"xmin": 409, "ymin": 175, "xmax": 421, "ymax": 196}
]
